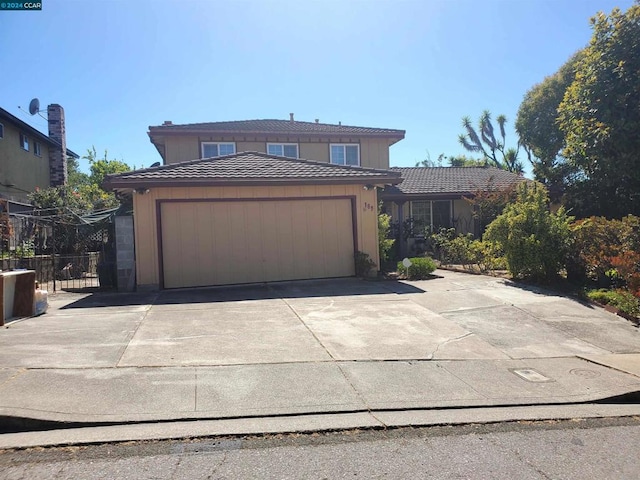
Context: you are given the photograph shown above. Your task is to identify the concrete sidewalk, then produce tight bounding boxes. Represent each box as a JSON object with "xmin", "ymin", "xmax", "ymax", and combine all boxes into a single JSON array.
[{"xmin": 1, "ymin": 270, "xmax": 640, "ymax": 448}]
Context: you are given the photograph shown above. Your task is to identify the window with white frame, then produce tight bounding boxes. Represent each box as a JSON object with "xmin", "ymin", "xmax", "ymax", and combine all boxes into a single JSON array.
[
  {"xmin": 267, "ymin": 143, "xmax": 298, "ymax": 158},
  {"xmin": 201, "ymin": 142, "xmax": 235, "ymax": 158},
  {"xmin": 34, "ymin": 141, "xmax": 42, "ymax": 157},
  {"xmin": 330, "ymin": 144, "xmax": 359, "ymax": 166},
  {"xmin": 19, "ymin": 133, "xmax": 29, "ymax": 151},
  {"xmin": 0, "ymin": 123, "xmax": 4, "ymax": 139},
  {"xmin": 410, "ymin": 200, "xmax": 452, "ymax": 234}
]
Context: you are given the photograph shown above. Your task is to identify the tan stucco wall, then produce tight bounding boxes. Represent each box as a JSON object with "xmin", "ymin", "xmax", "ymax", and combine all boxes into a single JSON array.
[
  {"xmin": 133, "ymin": 184, "xmax": 379, "ymax": 289},
  {"xmin": 0, "ymin": 121, "xmax": 51, "ymax": 202},
  {"xmin": 159, "ymin": 134, "xmax": 391, "ymax": 169}
]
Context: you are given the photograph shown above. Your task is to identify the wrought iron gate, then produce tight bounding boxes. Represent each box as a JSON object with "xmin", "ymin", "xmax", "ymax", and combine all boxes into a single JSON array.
[{"xmin": 1, "ymin": 206, "xmax": 117, "ymax": 292}]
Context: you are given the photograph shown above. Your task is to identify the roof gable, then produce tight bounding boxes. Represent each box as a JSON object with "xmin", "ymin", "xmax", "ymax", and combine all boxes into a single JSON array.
[
  {"xmin": 383, "ymin": 167, "xmax": 525, "ymax": 197},
  {"xmin": 104, "ymin": 151, "xmax": 402, "ymax": 189}
]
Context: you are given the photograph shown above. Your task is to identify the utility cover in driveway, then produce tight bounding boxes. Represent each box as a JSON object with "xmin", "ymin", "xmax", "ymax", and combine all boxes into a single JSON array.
[{"xmin": 160, "ymin": 198, "xmax": 355, "ymax": 288}]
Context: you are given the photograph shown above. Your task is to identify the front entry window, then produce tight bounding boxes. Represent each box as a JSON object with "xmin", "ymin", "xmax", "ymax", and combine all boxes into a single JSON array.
[{"xmin": 410, "ymin": 200, "xmax": 451, "ymax": 234}]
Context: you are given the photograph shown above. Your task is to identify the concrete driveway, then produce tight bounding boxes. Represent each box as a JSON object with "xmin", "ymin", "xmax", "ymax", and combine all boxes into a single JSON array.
[
  {"xmin": 2, "ymin": 269, "xmax": 640, "ymax": 445},
  {"xmin": 2, "ymin": 269, "xmax": 637, "ymax": 369}
]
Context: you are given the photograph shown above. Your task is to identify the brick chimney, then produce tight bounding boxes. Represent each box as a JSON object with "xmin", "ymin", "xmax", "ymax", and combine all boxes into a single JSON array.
[{"xmin": 47, "ymin": 104, "xmax": 68, "ymax": 186}]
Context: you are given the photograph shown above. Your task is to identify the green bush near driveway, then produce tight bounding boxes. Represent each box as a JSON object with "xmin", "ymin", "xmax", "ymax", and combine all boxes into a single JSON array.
[
  {"xmin": 587, "ymin": 289, "xmax": 640, "ymax": 318},
  {"xmin": 397, "ymin": 257, "xmax": 436, "ymax": 280}
]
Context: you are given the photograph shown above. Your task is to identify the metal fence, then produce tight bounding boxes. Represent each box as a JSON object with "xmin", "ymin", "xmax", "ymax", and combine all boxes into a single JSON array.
[{"xmin": 1, "ymin": 209, "xmax": 116, "ymax": 292}]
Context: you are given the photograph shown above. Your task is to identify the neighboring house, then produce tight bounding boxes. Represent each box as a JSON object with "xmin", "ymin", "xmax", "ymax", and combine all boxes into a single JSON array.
[
  {"xmin": 105, "ymin": 151, "xmax": 401, "ymax": 290},
  {"xmin": 0, "ymin": 105, "xmax": 78, "ymax": 205},
  {"xmin": 381, "ymin": 166, "xmax": 525, "ymax": 256},
  {"xmin": 147, "ymin": 114, "xmax": 405, "ymax": 169}
]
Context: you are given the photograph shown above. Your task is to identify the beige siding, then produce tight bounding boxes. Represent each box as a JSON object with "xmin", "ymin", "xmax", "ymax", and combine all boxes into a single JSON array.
[
  {"xmin": 134, "ymin": 184, "xmax": 379, "ymax": 289},
  {"xmin": 164, "ymin": 136, "xmax": 200, "ymax": 163},
  {"xmin": 161, "ymin": 135, "xmax": 391, "ymax": 169},
  {"xmin": 299, "ymin": 143, "xmax": 329, "ymax": 163},
  {"xmin": 359, "ymin": 137, "xmax": 390, "ymax": 169},
  {"xmin": 237, "ymin": 141, "xmax": 265, "ymax": 152},
  {"xmin": 0, "ymin": 121, "xmax": 51, "ymax": 202}
]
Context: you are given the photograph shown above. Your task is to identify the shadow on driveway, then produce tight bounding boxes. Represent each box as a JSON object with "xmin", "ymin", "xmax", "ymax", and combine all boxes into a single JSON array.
[{"xmin": 58, "ymin": 277, "xmax": 429, "ymax": 309}]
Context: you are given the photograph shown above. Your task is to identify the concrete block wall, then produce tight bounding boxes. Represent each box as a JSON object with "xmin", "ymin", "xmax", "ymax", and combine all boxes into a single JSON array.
[{"xmin": 115, "ymin": 216, "xmax": 135, "ymax": 292}]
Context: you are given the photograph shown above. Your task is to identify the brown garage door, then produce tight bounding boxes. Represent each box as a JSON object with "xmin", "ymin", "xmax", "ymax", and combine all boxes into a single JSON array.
[{"xmin": 160, "ymin": 198, "xmax": 356, "ymax": 288}]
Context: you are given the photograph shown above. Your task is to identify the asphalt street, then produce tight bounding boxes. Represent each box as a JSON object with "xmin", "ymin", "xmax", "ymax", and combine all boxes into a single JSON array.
[{"xmin": 2, "ymin": 417, "xmax": 640, "ymax": 479}]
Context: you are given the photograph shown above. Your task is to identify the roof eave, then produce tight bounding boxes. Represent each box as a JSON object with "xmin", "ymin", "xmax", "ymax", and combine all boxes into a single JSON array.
[
  {"xmin": 148, "ymin": 127, "xmax": 405, "ymax": 141},
  {"xmin": 104, "ymin": 176, "xmax": 402, "ymax": 191},
  {"xmin": 380, "ymin": 191, "xmax": 474, "ymax": 201}
]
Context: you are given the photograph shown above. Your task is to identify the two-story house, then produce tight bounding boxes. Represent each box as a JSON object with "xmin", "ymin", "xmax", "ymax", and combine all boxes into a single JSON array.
[
  {"xmin": 105, "ymin": 116, "xmax": 405, "ymax": 290},
  {"xmin": 147, "ymin": 114, "xmax": 404, "ymax": 170},
  {"xmin": 0, "ymin": 105, "xmax": 78, "ymax": 205}
]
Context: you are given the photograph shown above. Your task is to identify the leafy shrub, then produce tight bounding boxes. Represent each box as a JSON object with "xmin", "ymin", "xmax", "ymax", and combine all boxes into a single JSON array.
[
  {"xmin": 15, "ymin": 240, "xmax": 35, "ymax": 258},
  {"xmin": 483, "ymin": 182, "xmax": 573, "ymax": 281},
  {"xmin": 378, "ymin": 212, "xmax": 395, "ymax": 262},
  {"xmin": 430, "ymin": 228, "xmax": 471, "ymax": 264},
  {"xmin": 397, "ymin": 257, "xmax": 436, "ymax": 280},
  {"xmin": 354, "ymin": 251, "xmax": 376, "ymax": 278},
  {"xmin": 469, "ymin": 240, "xmax": 507, "ymax": 272},
  {"xmin": 429, "ymin": 228, "xmax": 506, "ymax": 273},
  {"xmin": 464, "ymin": 182, "xmax": 518, "ymax": 235},
  {"xmin": 568, "ymin": 215, "xmax": 640, "ymax": 292},
  {"xmin": 587, "ymin": 289, "xmax": 640, "ymax": 318}
]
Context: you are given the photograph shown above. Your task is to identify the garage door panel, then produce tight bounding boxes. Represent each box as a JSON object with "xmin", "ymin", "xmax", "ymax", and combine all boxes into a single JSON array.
[
  {"xmin": 161, "ymin": 199, "xmax": 355, "ymax": 288},
  {"xmin": 274, "ymin": 202, "xmax": 295, "ymax": 280}
]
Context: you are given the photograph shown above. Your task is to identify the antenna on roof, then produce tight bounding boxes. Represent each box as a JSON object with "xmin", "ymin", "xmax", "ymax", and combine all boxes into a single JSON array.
[
  {"xmin": 28, "ymin": 98, "xmax": 41, "ymax": 115},
  {"xmin": 20, "ymin": 98, "xmax": 47, "ymax": 120}
]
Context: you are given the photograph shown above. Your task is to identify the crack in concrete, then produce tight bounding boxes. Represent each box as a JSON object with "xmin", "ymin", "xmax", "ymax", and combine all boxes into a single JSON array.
[
  {"xmin": 279, "ymin": 297, "xmax": 387, "ymax": 428},
  {"xmin": 426, "ymin": 332, "xmax": 474, "ymax": 360},
  {"xmin": 0, "ymin": 368, "xmax": 27, "ymax": 388},
  {"xmin": 115, "ymin": 305, "xmax": 154, "ymax": 368}
]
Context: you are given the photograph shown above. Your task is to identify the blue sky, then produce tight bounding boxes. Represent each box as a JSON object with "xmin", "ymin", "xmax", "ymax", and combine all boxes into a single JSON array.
[{"xmin": 0, "ymin": 0, "xmax": 634, "ymax": 175}]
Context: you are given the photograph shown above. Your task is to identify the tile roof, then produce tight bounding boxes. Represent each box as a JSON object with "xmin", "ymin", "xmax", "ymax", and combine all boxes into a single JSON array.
[
  {"xmin": 104, "ymin": 151, "xmax": 402, "ymax": 189},
  {"xmin": 383, "ymin": 167, "xmax": 525, "ymax": 197},
  {"xmin": 149, "ymin": 119, "xmax": 405, "ymax": 139}
]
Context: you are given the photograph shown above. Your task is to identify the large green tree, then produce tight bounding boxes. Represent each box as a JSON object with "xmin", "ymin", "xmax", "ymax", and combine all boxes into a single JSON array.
[
  {"xmin": 557, "ymin": 2, "xmax": 640, "ymax": 217},
  {"xmin": 30, "ymin": 147, "xmax": 131, "ymax": 213},
  {"xmin": 458, "ymin": 111, "xmax": 523, "ymax": 173},
  {"xmin": 515, "ymin": 51, "xmax": 583, "ymax": 200},
  {"xmin": 76, "ymin": 147, "xmax": 131, "ymax": 210}
]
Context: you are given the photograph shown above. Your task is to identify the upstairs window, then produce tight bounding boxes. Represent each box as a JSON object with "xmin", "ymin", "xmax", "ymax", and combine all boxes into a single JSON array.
[
  {"xmin": 20, "ymin": 133, "xmax": 29, "ymax": 151},
  {"xmin": 0, "ymin": 123, "xmax": 4, "ymax": 139},
  {"xmin": 330, "ymin": 144, "xmax": 359, "ymax": 166},
  {"xmin": 34, "ymin": 141, "xmax": 42, "ymax": 157},
  {"xmin": 201, "ymin": 142, "xmax": 235, "ymax": 158},
  {"xmin": 267, "ymin": 143, "xmax": 298, "ymax": 158}
]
